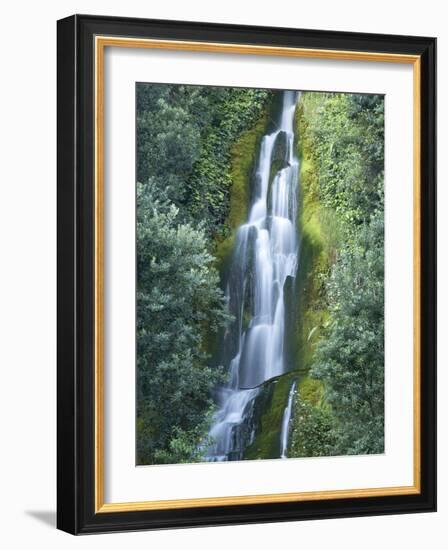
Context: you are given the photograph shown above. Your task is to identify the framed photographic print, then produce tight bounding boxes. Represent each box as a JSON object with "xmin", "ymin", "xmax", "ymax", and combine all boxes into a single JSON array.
[{"xmin": 57, "ymin": 14, "xmax": 436, "ymax": 534}]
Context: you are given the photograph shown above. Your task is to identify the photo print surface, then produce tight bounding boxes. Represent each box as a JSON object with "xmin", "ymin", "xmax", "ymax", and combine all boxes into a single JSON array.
[{"xmin": 135, "ymin": 83, "xmax": 385, "ymax": 466}]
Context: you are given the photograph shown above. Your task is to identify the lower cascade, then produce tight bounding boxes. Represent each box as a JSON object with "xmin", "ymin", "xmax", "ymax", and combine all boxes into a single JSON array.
[{"xmin": 205, "ymin": 91, "xmax": 300, "ymax": 461}]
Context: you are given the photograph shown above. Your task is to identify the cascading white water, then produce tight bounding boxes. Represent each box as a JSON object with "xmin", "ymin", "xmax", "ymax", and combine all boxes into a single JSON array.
[
  {"xmin": 205, "ymin": 91, "xmax": 300, "ymax": 461},
  {"xmin": 280, "ymin": 381, "xmax": 297, "ymax": 459}
]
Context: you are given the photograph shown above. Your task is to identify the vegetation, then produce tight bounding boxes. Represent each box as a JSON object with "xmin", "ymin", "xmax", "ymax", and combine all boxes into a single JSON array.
[
  {"xmin": 136, "ymin": 84, "xmax": 270, "ymax": 464},
  {"xmin": 136, "ymin": 84, "xmax": 385, "ymax": 464},
  {"xmin": 136, "ymin": 183, "xmax": 230, "ymax": 464},
  {"xmin": 290, "ymin": 92, "xmax": 385, "ymax": 457},
  {"xmin": 290, "ymin": 378, "xmax": 337, "ymax": 457},
  {"xmin": 137, "ymin": 84, "xmax": 270, "ymax": 232}
]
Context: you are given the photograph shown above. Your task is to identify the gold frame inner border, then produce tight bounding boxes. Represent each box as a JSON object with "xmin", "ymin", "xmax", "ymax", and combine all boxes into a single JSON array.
[{"xmin": 94, "ymin": 35, "xmax": 422, "ymax": 514}]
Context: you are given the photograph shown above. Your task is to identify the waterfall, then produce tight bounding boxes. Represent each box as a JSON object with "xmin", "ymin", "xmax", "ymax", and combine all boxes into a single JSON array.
[
  {"xmin": 205, "ymin": 91, "xmax": 300, "ymax": 461},
  {"xmin": 280, "ymin": 382, "xmax": 297, "ymax": 459}
]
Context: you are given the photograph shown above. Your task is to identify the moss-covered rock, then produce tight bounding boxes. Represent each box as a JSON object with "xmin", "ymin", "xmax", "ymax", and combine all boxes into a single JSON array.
[
  {"xmin": 243, "ymin": 372, "xmax": 299, "ymax": 459},
  {"xmin": 266, "ymin": 130, "xmax": 290, "ymax": 215}
]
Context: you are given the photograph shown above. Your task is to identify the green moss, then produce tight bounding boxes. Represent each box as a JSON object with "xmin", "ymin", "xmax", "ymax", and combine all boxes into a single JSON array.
[
  {"xmin": 242, "ymin": 378, "xmax": 327, "ymax": 460},
  {"xmin": 298, "ymin": 376, "xmax": 325, "ymax": 407}
]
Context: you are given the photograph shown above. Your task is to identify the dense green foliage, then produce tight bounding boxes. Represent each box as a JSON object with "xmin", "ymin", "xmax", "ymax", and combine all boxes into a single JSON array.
[
  {"xmin": 290, "ymin": 92, "xmax": 385, "ymax": 457},
  {"xmin": 311, "ymin": 210, "xmax": 384, "ymax": 454},
  {"xmin": 136, "ymin": 84, "xmax": 270, "ymax": 464},
  {"xmin": 290, "ymin": 398, "xmax": 337, "ymax": 457},
  {"xmin": 136, "ymin": 183, "xmax": 231, "ymax": 464},
  {"xmin": 298, "ymin": 93, "xmax": 384, "ymax": 228},
  {"xmin": 289, "ymin": 378, "xmax": 336, "ymax": 458},
  {"xmin": 137, "ymin": 84, "xmax": 270, "ymax": 232}
]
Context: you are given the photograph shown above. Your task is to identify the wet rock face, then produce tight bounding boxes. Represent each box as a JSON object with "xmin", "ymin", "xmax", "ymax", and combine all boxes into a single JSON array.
[
  {"xmin": 267, "ymin": 130, "xmax": 290, "ymax": 215},
  {"xmin": 272, "ymin": 130, "xmax": 289, "ymax": 168},
  {"xmin": 283, "ymin": 274, "xmax": 297, "ymax": 372}
]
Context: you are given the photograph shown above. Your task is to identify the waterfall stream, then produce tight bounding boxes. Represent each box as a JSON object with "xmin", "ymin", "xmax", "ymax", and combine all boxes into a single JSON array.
[
  {"xmin": 280, "ymin": 382, "xmax": 297, "ymax": 458},
  {"xmin": 205, "ymin": 91, "xmax": 300, "ymax": 461}
]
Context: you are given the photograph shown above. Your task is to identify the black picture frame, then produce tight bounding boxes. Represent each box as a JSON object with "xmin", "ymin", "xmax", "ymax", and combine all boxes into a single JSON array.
[{"xmin": 57, "ymin": 14, "xmax": 436, "ymax": 535}]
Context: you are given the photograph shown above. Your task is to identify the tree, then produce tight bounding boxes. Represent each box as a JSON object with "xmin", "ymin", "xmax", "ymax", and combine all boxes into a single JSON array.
[
  {"xmin": 290, "ymin": 397, "xmax": 337, "ymax": 457},
  {"xmin": 310, "ymin": 210, "xmax": 384, "ymax": 454},
  {"xmin": 136, "ymin": 182, "xmax": 231, "ymax": 464},
  {"xmin": 137, "ymin": 85, "xmax": 207, "ymax": 205}
]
